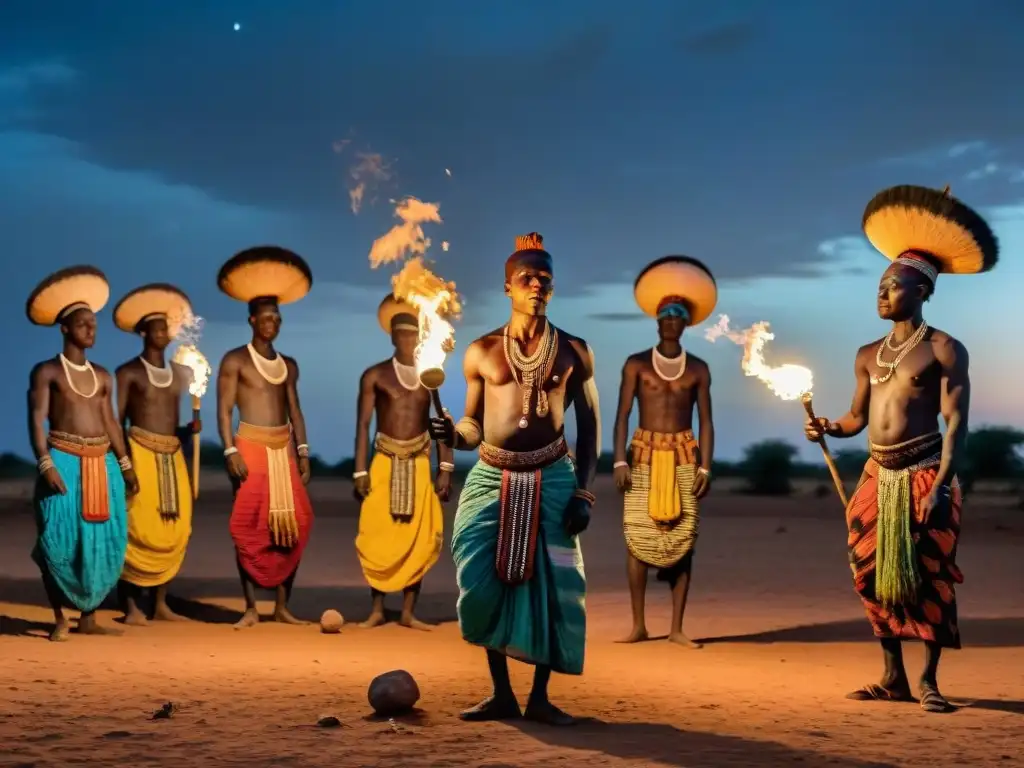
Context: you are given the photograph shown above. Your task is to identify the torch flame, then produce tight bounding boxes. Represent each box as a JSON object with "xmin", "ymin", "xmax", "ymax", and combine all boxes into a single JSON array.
[
  {"xmin": 391, "ymin": 257, "xmax": 462, "ymax": 385},
  {"xmin": 171, "ymin": 310, "xmax": 212, "ymax": 398},
  {"xmin": 704, "ymin": 314, "xmax": 813, "ymax": 401},
  {"xmin": 369, "ymin": 197, "xmax": 442, "ymax": 268},
  {"xmin": 172, "ymin": 344, "xmax": 212, "ymax": 398}
]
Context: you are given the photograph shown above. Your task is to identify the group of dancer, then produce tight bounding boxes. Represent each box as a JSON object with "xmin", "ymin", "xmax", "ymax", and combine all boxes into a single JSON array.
[{"xmin": 23, "ymin": 184, "xmax": 999, "ymax": 722}]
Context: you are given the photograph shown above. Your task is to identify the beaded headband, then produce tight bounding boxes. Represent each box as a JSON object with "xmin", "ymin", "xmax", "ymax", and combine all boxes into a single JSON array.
[{"xmin": 893, "ymin": 251, "xmax": 939, "ymax": 286}]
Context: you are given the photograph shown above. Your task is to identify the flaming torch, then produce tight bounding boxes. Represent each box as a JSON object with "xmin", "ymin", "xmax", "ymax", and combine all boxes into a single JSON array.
[
  {"xmin": 391, "ymin": 257, "xmax": 462, "ymax": 418},
  {"xmin": 171, "ymin": 314, "xmax": 212, "ymax": 500},
  {"xmin": 705, "ymin": 315, "xmax": 848, "ymax": 507}
]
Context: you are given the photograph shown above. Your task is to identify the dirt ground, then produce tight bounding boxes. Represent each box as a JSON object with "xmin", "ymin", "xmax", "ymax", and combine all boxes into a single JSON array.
[{"xmin": 1, "ymin": 476, "xmax": 1023, "ymax": 768}]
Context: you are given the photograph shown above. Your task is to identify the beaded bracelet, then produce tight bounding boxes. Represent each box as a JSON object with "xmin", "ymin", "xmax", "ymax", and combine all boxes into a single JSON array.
[
  {"xmin": 352, "ymin": 470, "xmax": 368, "ymax": 480},
  {"xmin": 37, "ymin": 455, "xmax": 55, "ymax": 474},
  {"xmin": 438, "ymin": 461, "xmax": 455, "ymax": 473},
  {"xmin": 296, "ymin": 443, "xmax": 310, "ymax": 458},
  {"xmin": 613, "ymin": 460, "xmax": 628, "ymax": 469},
  {"xmin": 118, "ymin": 456, "xmax": 133, "ymax": 472}
]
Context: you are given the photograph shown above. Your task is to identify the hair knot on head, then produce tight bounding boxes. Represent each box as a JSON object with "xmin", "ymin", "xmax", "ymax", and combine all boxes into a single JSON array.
[{"xmin": 515, "ymin": 232, "xmax": 544, "ymax": 252}]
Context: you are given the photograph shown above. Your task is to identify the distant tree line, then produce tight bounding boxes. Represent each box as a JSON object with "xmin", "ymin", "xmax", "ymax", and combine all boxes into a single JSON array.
[{"xmin": 2, "ymin": 426, "xmax": 1022, "ymax": 497}]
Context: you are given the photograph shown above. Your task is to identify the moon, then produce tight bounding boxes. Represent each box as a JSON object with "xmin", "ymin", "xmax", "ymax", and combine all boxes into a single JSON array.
[{"xmin": 233, "ymin": 22, "xmax": 241, "ymax": 31}]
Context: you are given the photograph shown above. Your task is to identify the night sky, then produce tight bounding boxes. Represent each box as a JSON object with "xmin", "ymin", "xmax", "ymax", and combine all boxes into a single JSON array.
[{"xmin": 3, "ymin": 0, "xmax": 1022, "ymax": 462}]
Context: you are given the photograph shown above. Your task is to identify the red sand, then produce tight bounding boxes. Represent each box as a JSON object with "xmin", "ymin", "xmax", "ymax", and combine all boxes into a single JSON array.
[{"xmin": 2, "ymin": 476, "xmax": 1023, "ymax": 767}]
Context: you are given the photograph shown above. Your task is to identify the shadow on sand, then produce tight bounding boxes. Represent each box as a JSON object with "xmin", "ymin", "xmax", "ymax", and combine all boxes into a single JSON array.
[
  {"xmin": 700, "ymin": 617, "xmax": 1024, "ymax": 648},
  {"xmin": 509, "ymin": 719, "xmax": 897, "ymax": 767},
  {"xmin": 0, "ymin": 575, "xmax": 460, "ymax": 638}
]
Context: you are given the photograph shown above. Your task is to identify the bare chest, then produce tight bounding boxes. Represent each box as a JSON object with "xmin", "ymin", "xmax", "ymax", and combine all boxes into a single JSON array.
[
  {"xmin": 481, "ymin": 340, "xmax": 574, "ymax": 395},
  {"xmin": 869, "ymin": 340, "xmax": 938, "ymax": 389},
  {"xmin": 238, "ymin": 360, "xmax": 289, "ymax": 395},
  {"xmin": 637, "ymin": 362, "xmax": 697, "ymax": 398},
  {"xmin": 377, "ymin": 376, "xmax": 431, "ymax": 410}
]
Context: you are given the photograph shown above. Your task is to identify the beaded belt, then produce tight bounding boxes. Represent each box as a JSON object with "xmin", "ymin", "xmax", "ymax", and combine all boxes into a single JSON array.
[
  {"xmin": 480, "ymin": 437, "xmax": 568, "ymax": 587},
  {"xmin": 479, "ymin": 436, "xmax": 568, "ymax": 472},
  {"xmin": 870, "ymin": 432, "xmax": 942, "ymax": 471}
]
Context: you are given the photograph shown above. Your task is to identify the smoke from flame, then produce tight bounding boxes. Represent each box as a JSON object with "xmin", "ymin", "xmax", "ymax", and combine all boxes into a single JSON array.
[
  {"xmin": 171, "ymin": 310, "xmax": 212, "ymax": 398},
  {"xmin": 369, "ymin": 197, "xmax": 443, "ymax": 267},
  {"xmin": 347, "ymin": 152, "xmax": 392, "ymax": 214},
  {"xmin": 704, "ymin": 314, "xmax": 813, "ymax": 401}
]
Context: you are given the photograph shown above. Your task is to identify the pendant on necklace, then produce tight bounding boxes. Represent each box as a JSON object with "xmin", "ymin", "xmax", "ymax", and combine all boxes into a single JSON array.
[
  {"xmin": 519, "ymin": 417, "xmax": 529, "ymax": 429},
  {"xmin": 552, "ymin": 374, "xmax": 559, "ymax": 383},
  {"xmin": 536, "ymin": 402, "xmax": 549, "ymax": 418}
]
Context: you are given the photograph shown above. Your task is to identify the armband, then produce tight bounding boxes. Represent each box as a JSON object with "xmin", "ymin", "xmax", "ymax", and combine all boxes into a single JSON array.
[{"xmin": 455, "ymin": 417, "xmax": 482, "ymax": 449}]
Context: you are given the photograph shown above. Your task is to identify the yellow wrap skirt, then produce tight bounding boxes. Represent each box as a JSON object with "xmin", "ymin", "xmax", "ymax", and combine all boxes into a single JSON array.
[
  {"xmin": 355, "ymin": 432, "xmax": 444, "ymax": 593},
  {"xmin": 121, "ymin": 426, "xmax": 193, "ymax": 587},
  {"xmin": 622, "ymin": 428, "xmax": 700, "ymax": 569}
]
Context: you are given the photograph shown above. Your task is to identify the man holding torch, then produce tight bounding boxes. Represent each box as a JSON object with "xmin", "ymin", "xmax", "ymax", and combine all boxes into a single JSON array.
[
  {"xmin": 113, "ymin": 284, "xmax": 201, "ymax": 624},
  {"xmin": 216, "ymin": 246, "xmax": 315, "ymax": 629},
  {"xmin": 804, "ymin": 185, "xmax": 998, "ymax": 713},
  {"xmin": 351, "ymin": 293, "xmax": 453, "ymax": 630},
  {"xmin": 612, "ymin": 256, "xmax": 717, "ymax": 648},
  {"xmin": 429, "ymin": 233, "xmax": 599, "ymax": 726}
]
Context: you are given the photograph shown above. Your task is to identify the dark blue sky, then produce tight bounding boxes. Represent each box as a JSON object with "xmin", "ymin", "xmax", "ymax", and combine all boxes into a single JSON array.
[{"xmin": 2, "ymin": 0, "xmax": 1022, "ymax": 461}]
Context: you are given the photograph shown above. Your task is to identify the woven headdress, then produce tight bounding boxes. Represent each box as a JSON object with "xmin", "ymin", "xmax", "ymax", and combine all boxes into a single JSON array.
[
  {"xmin": 26, "ymin": 265, "xmax": 110, "ymax": 327},
  {"xmin": 633, "ymin": 256, "xmax": 718, "ymax": 326},
  {"xmin": 862, "ymin": 184, "xmax": 999, "ymax": 287},
  {"xmin": 113, "ymin": 283, "xmax": 193, "ymax": 336},
  {"xmin": 217, "ymin": 245, "xmax": 313, "ymax": 307}
]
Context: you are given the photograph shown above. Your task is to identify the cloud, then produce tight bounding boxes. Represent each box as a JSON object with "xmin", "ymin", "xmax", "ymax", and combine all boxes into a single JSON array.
[{"xmin": 0, "ymin": 60, "xmax": 307, "ymax": 328}]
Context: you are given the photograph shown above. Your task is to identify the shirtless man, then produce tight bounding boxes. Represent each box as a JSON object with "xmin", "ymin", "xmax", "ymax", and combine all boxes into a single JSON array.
[
  {"xmin": 113, "ymin": 284, "xmax": 200, "ymax": 625},
  {"xmin": 352, "ymin": 294, "xmax": 453, "ymax": 629},
  {"xmin": 26, "ymin": 266, "xmax": 140, "ymax": 641},
  {"xmin": 215, "ymin": 246, "xmax": 315, "ymax": 629},
  {"xmin": 430, "ymin": 233, "xmax": 599, "ymax": 726},
  {"xmin": 612, "ymin": 256, "xmax": 717, "ymax": 648},
  {"xmin": 805, "ymin": 185, "xmax": 998, "ymax": 713}
]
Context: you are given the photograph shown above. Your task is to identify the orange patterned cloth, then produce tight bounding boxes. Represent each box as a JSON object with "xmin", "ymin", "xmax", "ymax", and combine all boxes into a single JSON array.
[
  {"xmin": 47, "ymin": 432, "xmax": 111, "ymax": 523},
  {"xmin": 846, "ymin": 458, "xmax": 963, "ymax": 649}
]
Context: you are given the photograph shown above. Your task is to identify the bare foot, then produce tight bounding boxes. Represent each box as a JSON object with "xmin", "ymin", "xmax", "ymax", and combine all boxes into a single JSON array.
[
  {"xmin": 153, "ymin": 603, "xmax": 190, "ymax": 622},
  {"xmin": 524, "ymin": 698, "xmax": 577, "ymax": 726},
  {"xmin": 845, "ymin": 681, "xmax": 915, "ymax": 703},
  {"xmin": 614, "ymin": 627, "xmax": 649, "ymax": 643},
  {"xmin": 122, "ymin": 610, "xmax": 150, "ymax": 627},
  {"xmin": 75, "ymin": 617, "xmax": 123, "ymax": 636},
  {"xmin": 399, "ymin": 615, "xmax": 433, "ymax": 631},
  {"xmin": 49, "ymin": 617, "xmax": 71, "ymax": 642},
  {"xmin": 233, "ymin": 609, "xmax": 259, "ymax": 629},
  {"xmin": 668, "ymin": 632, "xmax": 703, "ymax": 649},
  {"xmin": 359, "ymin": 612, "xmax": 386, "ymax": 629},
  {"xmin": 273, "ymin": 607, "xmax": 310, "ymax": 625},
  {"xmin": 920, "ymin": 682, "xmax": 956, "ymax": 713},
  {"xmin": 460, "ymin": 695, "xmax": 522, "ymax": 721}
]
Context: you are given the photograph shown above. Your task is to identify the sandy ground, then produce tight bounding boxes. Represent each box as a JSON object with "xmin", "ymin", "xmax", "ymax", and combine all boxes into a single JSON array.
[{"xmin": 1, "ymin": 475, "xmax": 1023, "ymax": 768}]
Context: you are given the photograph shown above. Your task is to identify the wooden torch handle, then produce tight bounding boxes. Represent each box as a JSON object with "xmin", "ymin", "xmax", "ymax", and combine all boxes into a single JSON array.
[
  {"xmin": 800, "ymin": 394, "xmax": 849, "ymax": 508},
  {"xmin": 191, "ymin": 395, "xmax": 201, "ymax": 500}
]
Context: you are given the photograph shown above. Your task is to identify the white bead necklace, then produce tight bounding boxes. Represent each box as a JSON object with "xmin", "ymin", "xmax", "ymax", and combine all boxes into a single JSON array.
[
  {"xmin": 392, "ymin": 358, "xmax": 421, "ymax": 391},
  {"xmin": 60, "ymin": 354, "xmax": 99, "ymax": 399},
  {"xmin": 652, "ymin": 346, "xmax": 686, "ymax": 381},
  {"xmin": 871, "ymin": 323, "xmax": 928, "ymax": 385},
  {"xmin": 247, "ymin": 343, "xmax": 288, "ymax": 385},
  {"xmin": 139, "ymin": 356, "xmax": 173, "ymax": 388}
]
